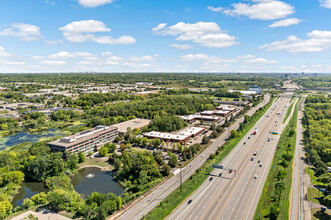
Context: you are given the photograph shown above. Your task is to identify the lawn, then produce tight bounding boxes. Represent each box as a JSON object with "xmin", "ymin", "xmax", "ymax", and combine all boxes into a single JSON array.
[
  {"xmin": 306, "ymin": 167, "xmax": 325, "ymax": 187},
  {"xmin": 307, "ymin": 188, "xmax": 324, "ymax": 204},
  {"xmin": 79, "ymin": 157, "xmax": 111, "ymax": 169}
]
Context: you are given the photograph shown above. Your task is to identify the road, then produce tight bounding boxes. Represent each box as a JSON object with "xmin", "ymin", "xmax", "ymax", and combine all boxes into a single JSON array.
[
  {"xmin": 167, "ymin": 94, "xmax": 295, "ymax": 220},
  {"xmin": 289, "ymin": 96, "xmax": 305, "ymax": 220},
  {"xmin": 116, "ymin": 95, "xmax": 270, "ymax": 220}
]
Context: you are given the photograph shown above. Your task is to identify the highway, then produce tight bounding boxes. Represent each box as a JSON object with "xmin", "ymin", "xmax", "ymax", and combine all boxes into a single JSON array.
[
  {"xmin": 289, "ymin": 96, "xmax": 305, "ymax": 220},
  {"xmin": 167, "ymin": 94, "xmax": 295, "ymax": 220},
  {"xmin": 116, "ymin": 95, "xmax": 270, "ymax": 220}
]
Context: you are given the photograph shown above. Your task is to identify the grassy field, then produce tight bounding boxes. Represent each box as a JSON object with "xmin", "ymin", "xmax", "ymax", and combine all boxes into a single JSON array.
[
  {"xmin": 254, "ymin": 99, "xmax": 299, "ymax": 220},
  {"xmin": 283, "ymin": 101, "xmax": 295, "ymax": 123},
  {"xmin": 79, "ymin": 157, "xmax": 111, "ymax": 169},
  {"xmin": 307, "ymin": 188, "xmax": 324, "ymax": 204},
  {"xmin": 311, "ymin": 208, "xmax": 331, "ymax": 220},
  {"xmin": 144, "ymin": 97, "xmax": 274, "ymax": 220},
  {"xmin": 306, "ymin": 167, "xmax": 325, "ymax": 187}
]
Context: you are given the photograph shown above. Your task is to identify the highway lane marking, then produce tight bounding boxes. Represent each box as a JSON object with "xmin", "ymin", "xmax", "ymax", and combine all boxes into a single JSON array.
[
  {"xmin": 173, "ymin": 102, "xmax": 273, "ymax": 220},
  {"xmin": 243, "ymin": 97, "xmax": 293, "ymax": 220},
  {"xmin": 120, "ymin": 97, "xmax": 271, "ymax": 220},
  {"xmin": 215, "ymin": 99, "xmax": 289, "ymax": 220},
  {"xmin": 171, "ymin": 181, "xmax": 214, "ymax": 220}
]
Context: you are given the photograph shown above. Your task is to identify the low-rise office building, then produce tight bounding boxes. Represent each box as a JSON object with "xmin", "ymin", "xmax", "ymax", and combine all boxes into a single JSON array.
[
  {"xmin": 113, "ymin": 118, "xmax": 151, "ymax": 135},
  {"xmin": 179, "ymin": 114, "xmax": 220, "ymax": 123},
  {"xmin": 216, "ymin": 105, "xmax": 237, "ymax": 112},
  {"xmin": 214, "ymin": 100, "xmax": 249, "ymax": 106},
  {"xmin": 48, "ymin": 125, "xmax": 118, "ymax": 154},
  {"xmin": 143, "ymin": 127, "xmax": 205, "ymax": 144}
]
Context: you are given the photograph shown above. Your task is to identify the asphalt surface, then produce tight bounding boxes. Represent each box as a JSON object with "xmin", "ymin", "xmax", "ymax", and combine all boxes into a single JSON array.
[
  {"xmin": 167, "ymin": 94, "xmax": 294, "ymax": 220},
  {"xmin": 117, "ymin": 95, "xmax": 270, "ymax": 220},
  {"xmin": 290, "ymin": 96, "xmax": 305, "ymax": 220}
]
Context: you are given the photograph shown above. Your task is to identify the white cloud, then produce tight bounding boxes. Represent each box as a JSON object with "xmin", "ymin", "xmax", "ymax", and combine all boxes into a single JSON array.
[
  {"xmin": 48, "ymin": 51, "xmax": 94, "ymax": 59},
  {"xmin": 260, "ymin": 30, "xmax": 331, "ymax": 53},
  {"xmin": 223, "ymin": 1, "xmax": 295, "ymax": 20},
  {"xmin": 40, "ymin": 60, "xmax": 66, "ymax": 65},
  {"xmin": 169, "ymin": 44, "xmax": 193, "ymax": 50},
  {"xmin": 268, "ymin": 18, "xmax": 302, "ymax": 28},
  {"xmin": 152, "ymin": 22, "xmax": 238, "ymax": 48},
  {"xmin": 45, "ymin": 39, "xmax": 64, "ymax": 44},
  {"xmin": 320, "ymin": 0, "xmax": 331, "ymax": 8},
  {"xmin": 244, "ymin": 57, "xmax": 279, "ymax": 64},
  {"xmin": 59, "ymin": 20, "xmax": 136, "ymax": 45},
  {"xmin": 78, "ymin": 0, "xmax": 114, "ymax": 8},
  {"xmin": 179, "ymin": 53, "xmax": 279, "ymax": 70},
  {"xmin": 129, "ymin": 55, "xmax": 157, "ymax": 62},
  {"xmin": 0, "ymin": 23, "xmax": 42, "ymax": 41},
  {"xmin": 6, "ymin": 61, "xmax": 26, "ymax": 65},
  {"xmin": 207, "ymin": 6, "xmax": 224, "ymax": 12},
  {"xmin": 0, "ymin": 46, "xmax": 13, "ymax": 57}
]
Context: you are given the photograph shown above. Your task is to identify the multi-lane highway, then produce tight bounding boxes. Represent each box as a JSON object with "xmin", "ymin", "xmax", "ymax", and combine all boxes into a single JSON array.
[
  {"xmin": 167, "ymin": 94, "xmax": 296, "ymax": 220},
  {"xmin": 290, "ymin": 96, "xmax": 305, "ymax": 220},
  {"xmin": 116, "ymin": 96, "xmax": 270, "ymax": 220}
]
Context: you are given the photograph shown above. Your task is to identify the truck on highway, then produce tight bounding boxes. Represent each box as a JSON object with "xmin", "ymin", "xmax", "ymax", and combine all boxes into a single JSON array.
[{"xmin": 271, "ymin": 132, "xmax": 278, "ymax": 135}]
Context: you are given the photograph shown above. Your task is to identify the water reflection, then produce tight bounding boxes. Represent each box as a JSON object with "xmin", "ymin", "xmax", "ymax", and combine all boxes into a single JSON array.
[
  {"xmin": 71, "ymin": 167, "xmax": 125, "ymax": 198},
  {"xmin": 11, "ymin": 181, "xmax": 49, "ymax": 208},
  {"xmin": 0, "ymin": 129, "xmax": 68, "ymax": 150}
]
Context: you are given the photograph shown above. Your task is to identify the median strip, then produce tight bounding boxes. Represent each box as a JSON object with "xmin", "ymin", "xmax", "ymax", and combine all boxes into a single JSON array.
[{"xmin": 143, "ymin": 97, "xmax": 275, "ymax": 220}]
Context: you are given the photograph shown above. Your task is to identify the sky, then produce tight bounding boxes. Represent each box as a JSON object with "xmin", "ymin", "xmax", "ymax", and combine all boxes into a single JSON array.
[{"xmin": 0, "ymin": 0, "xmax": 331, "ymax": 73}]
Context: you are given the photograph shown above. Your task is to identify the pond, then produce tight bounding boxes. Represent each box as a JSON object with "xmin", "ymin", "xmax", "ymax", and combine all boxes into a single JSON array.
[
  {"xmin": 71, "ymin": 167, "xmax": 125, "ymax": 198},
  {"xmin": 11, "ymin": 167, "xmax": 125, "ymax": 208},
  {"xmin": 0, "ymin": 129, "xmax": 69, "ymax": 150},
  {"xmin": 11, "ymin": 181, "xmax": 49, "ymax": 208}
]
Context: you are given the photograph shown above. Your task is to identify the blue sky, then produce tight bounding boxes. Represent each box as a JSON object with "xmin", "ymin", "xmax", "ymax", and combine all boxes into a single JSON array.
[{"xmin": 0, "ymin": 0, "xmax": 331, "ymax": 73}]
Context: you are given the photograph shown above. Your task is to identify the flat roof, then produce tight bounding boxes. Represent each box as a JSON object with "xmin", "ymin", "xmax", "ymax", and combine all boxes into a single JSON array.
[
  {"xmin": 179, "ymin": 115, "xmax": 220, "ymax": 121},
  {"xmin": 113, "ymin": 118, "xmax": 151, "ymax": 133},
  {"xmin": 213, "ymin": 110, "xmax": 231, "ymax": 115},
  {"xmin": 48, "ymin": 125, "xmax": 117, "ymax": 148},
  {"xmin": 143, "ymin": 127, "xmax": 204, "ymax": 141}
]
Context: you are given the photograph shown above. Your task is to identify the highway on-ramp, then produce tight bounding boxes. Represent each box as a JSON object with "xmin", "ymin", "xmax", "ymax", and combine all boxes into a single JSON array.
[
  {"xmin": 116, "ymin": 96, "xmax": 270, "ymax": 220},
  {"xmin": 167, "ymin": 94, "xmax": 295, "ymax": 220}
]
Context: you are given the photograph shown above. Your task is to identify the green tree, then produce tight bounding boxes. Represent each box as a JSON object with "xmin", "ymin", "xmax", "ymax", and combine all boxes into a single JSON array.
[
  {"xmin": 99, "ymin": 146, "xmax": 108, "ymax": 157},
  {"xmin": 202, "ymin": 135, "xmax": 210, "ymax": 145},
  {"xmin": 168, "ymin": 152, "xmax": 178, "ymax": 168},
  {"xmin": 0, "ymin": 200, "xmax": 12, "ymax": 219},
  {"xmin": 31, "ymin": 192, "xmax": 48, "ymax": 205},
  {"xmin": 78, "ymin": 152, "xmax": 85, "ymax": 163}
]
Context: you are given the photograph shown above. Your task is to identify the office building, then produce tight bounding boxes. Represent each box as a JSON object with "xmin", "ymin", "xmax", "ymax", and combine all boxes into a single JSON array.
[{"xmin": 48, "ymin": 125, "xmax": 118, "ymax": 154}]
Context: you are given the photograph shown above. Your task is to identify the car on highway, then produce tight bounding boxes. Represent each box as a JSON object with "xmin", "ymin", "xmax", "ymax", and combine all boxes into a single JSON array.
[
  {"xmin": 188, "ymin": 199, "xmax": 192, "ymax": 204},
  {"xmin": 219, "ymin": 173, "xmax": 223, "ymax": 177},
  {"xmin": 209, "ymin": 177, "xmax": 213, "ymax": 181},
  {"xmin": 229, "ymin": 170, "xmax": 232, "ymax": 173},
  {"xmin": 257, "ymin": 160, "xmax": 260, "ymax": 163},
  {"xmin": 251, "ymin": 157, "xmax": 254, "ymax": 161},
  {"xmin": 259, "ymin": 163, "xmax": 263, "ymax": 167},
  {"xmin": 254, "ymin": 175, "xmax": 258, "ymax": 179},
  {"xmin": 248, "ymin": 137, "xmax": 250, "ymax": 139},
  {"xmin": 243, "ymin": 142, "xmax": 246, "ymax": 145}
]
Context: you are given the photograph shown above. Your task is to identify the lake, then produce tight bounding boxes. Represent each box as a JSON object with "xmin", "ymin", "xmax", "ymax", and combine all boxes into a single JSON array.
[
  {"xmin": 0, "ymin": 129, "xmax": 69, "ymax": 150},
  {"xmin": 71, "ymin": 167, "xmax": 125, "ymax": 198},
  {"xmin": 11, "ymin": 181, "xmax": 49, "ymax": 208},
  {"xmin": 11, "ymin": 167, "xmax": 125, "ymax": 208}
]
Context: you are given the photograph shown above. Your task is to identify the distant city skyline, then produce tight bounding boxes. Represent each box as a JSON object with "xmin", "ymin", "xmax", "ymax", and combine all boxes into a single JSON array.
[{"xmin": 0, "ymin": 0, "xmax": 331, "ymax": 73}]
